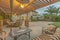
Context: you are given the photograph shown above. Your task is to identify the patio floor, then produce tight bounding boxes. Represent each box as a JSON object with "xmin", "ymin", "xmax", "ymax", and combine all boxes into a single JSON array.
[{"xmin": 3, "ymin": 21, "xmax": 53, "ymax": 40}]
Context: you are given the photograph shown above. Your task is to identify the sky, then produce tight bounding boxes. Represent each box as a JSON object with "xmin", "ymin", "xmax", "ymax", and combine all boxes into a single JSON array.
[{"xmin": 35, "ymin": 1, "xmax": 60, "ymax": 15}]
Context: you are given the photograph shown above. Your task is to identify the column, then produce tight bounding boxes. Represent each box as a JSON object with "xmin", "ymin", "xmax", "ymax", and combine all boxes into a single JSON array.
[
  {"xmin": 0, "ymin": 20, "xmax": 3, "ymax": 32},
  {"xmin": 25, "ymin": 13, "xmax": 29, "ymax": 28}
]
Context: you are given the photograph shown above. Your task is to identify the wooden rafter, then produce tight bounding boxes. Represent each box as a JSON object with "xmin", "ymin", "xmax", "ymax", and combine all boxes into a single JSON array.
[
  {"xmin": 0, "ymin": 0, "xmax": 59, "ymax": 14},
  {"xmin": 24, "ymin": 0, "xmax": 59, "ymax": 13}
]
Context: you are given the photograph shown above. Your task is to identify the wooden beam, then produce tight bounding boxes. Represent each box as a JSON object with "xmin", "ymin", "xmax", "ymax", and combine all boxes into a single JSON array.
[
  {"xmin": 0, "ymin": 0, "xmax": 59, "ymax": 14},
  {"xmin": 35, "ymin": 0, "xmax": 59, "ymax": 10},
  {"xmin": 25, "ymin": 0, "xmax": 59, "ymax": 13},
  {"xmin": 0, "ymin": 7, "xmax": 6, "ymax": 13}
]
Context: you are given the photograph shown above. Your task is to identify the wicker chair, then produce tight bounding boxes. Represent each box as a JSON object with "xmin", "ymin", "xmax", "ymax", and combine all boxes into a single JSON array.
[
  {"xmin": 32, "ymin": 25, "xmax": 58, "ymax": 40},
  {"xmin": 6, "ymin": 19, "xmax": 22, "ymax": 28},
  {"xmin": 50, "ymin": 28, "xmax": 60, "ymax": 40},
  {"xmin": 42, "ymin": 25, "xmax": 57, "ymax": 35},
  {"xmin": 12, "ymin": 19, "xmax": 22, "ymax": 28},
  {"xmin": 0, "ymin": 31, "xmax": 6, "ymax": 40}
]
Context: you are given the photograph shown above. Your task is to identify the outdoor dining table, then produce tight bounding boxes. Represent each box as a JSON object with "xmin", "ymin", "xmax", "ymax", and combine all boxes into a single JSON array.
[{"xmin": 9, "ymin": 28, "xmax": 32, "ymax": 40}]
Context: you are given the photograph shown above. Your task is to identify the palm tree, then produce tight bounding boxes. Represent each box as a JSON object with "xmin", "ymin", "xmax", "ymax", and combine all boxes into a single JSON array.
[
  {"xmin": 45, "ymin": 6, "xmax": 55, "ymax": 14},
  {"xmin": 45, "ymin": 6, "xmax": 55, "ymax": 20},
  {"xmin": 54, "ymin": 7, "xmax": 60, "ymax": 16},
  {"xmin": 44, "ymin": 6, "xmax": 60, "ymax": 21}
]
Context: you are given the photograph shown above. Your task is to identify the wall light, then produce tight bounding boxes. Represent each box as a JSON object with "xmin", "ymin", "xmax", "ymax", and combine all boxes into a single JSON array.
[{"xmin": 20, "ymin": 4, "xmax": 25, "ymax": 8}]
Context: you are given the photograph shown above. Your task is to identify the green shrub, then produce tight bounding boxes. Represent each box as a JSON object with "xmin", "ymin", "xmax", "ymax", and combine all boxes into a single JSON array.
[
  {"xmin": 31, "ymin": 16, "xmax": 38, "ymax": 21},
  {"xmin": 55, "ymin": 16, "xmax": 60, "ymax": 21}
]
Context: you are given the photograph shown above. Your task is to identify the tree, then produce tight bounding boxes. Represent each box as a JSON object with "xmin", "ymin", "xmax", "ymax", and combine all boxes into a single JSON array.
[
  {"xmin": 45, "ymin": 6, "xmax": 55, "ymax": 14},
  {"xmin": 54, "ymin": 7, "xmax": 60, "ymax": 16},
  {"xmin": 43, "ymin": 13, "xmax": 49, "ymax": 19},
  {"xmin": 45, "ymin": 6, "xmax": 55, "ymax": 20},
  {"xmin": 44, "ymin": 6, "xmax": 60, "ymax": 21}
]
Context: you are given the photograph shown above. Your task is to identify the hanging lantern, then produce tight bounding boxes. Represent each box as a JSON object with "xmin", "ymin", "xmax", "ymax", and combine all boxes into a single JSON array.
[{"xmin": 16, "ymin": 0, "xmax": 29, "ymax": 4}]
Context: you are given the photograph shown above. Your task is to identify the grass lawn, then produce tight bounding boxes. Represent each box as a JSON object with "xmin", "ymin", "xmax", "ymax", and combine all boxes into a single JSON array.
[{"xmin": 53, "ymin": 22, "xmax": 60, "ymax": 27}]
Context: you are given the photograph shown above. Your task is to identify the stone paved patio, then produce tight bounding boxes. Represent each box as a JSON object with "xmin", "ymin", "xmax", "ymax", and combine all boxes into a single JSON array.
[{"xmin": 3, "ymin": 21, "xmax": 53, "ymax": 40}]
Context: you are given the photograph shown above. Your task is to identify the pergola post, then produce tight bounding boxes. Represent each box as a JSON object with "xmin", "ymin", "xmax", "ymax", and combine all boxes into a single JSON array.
[
  {"xmin": 0, "ymin": 20, "xmax": 3, "ymax": 32},
  {"xmin": 10, "ymin": 0, "xmax": 13, "ymax": 33},
  {"xmin": 25, "ymin": 13, "xmax": 29, "ymax": 28}
]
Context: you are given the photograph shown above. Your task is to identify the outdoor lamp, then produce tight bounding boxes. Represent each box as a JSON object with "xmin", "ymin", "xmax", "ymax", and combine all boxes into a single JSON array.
[{"xmin": 20, "ymin": 4, "xmax": 25, "ymax": 8}]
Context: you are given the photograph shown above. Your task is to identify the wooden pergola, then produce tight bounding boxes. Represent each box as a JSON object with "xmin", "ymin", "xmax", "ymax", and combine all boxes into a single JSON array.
[
  {"xmin": 0, "ymin": 0, "xmax": 59, "ymax": 14},
  {"xmin": 0, "ymin": 0, "xmax": 60, "ymax": 28},
  {"xmin": 0, "ymin": 0, "xmax": 60, "ymax": 37}
]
